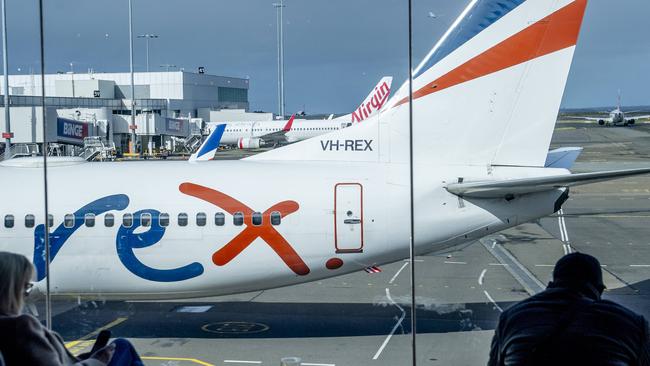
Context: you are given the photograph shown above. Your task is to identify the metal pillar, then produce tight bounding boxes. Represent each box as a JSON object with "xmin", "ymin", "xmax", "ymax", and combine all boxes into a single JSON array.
[
  {"xmin": 2, "ymin": 0, "xmax": 10, "ymax": 160},
  {"xmin": 273, "ymin": 1, "xmax": 286, "ymax": 118},
  {"xmin": 37, "ymin": 0, "xmax": 52, "ymax": 330},
  {"xmin": 128, "ymin": 0, "xmax": 137, "ymax": 155}
]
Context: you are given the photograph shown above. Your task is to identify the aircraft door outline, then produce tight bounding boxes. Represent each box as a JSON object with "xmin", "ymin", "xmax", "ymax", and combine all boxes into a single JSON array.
[{"xmin": 334, "ymin": 183, "xmax": 364, "ymax": 253}]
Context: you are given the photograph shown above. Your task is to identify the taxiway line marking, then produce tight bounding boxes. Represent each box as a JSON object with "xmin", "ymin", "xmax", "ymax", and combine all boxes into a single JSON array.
[
  {"xmin": 480, "ymin": 238, "xmax": 545, "ymax": 295},
  {"xmin": 372, "ymin": 288, "xmax": 406, "ymax": 360},
  {"xmin": 483, "ymin": 290, "xmax": 503, "ymax": 313},
  {"xmin": 389, "ymin": 262, "xmax": 409, "ymax": 284},
  {"xmin": 141, "ymin": 357, "xmax": 215, "ymax": 366},
  {"xmin": 478, "ymin": 269, "xmax": 487, "ymax": 286},
  {"xmin": 630, "ymin": 265, "xmax": 650, "ymax": 267},
  {"xmin": 302, "ymin": 363, "xmax": 336, "ymax": 366},
  {"xmin": 223, "ymin": 360, "xmax": 262, "ymax": 364},
  {"xmin": 444, "ymin": 261, "xmax": 467, "ymax": 265}
]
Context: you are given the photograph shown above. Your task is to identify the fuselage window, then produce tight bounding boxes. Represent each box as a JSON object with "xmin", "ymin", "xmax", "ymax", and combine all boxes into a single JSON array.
[
  {"xmin": 4, "ymin": 214, "xmax": 14, "ymax": 228},
  {"xmin": 215, "ymin": 212, "xmax": 225, "ymax": 226},
  {"xmin": 64, "ymin": 214, "xmax": 75, "ymax": 228},
  {"xmin": 178, "ymin": 213, "xmax": 188, "ymax": 227},
  {"xmin": 85, "ymin": 213, "xmax": 95, "ymax": 227},
  {"xmin": 233, "ymin": 212, "xmax": 244, "ymax": 226},
  {"xmin": 159, "ymin": 213, "xmax": 170, "ymax": 227},
  {"xmin": 196, "ymin": 212, "xmax": 207, "ymax": 227},
  {"xmin": 141, "ymin": 213, "xmax": 152, "ymax": 227},
  {"xmin": 123, "ymin": 213, "xmax": 133, "ymax": 228},
  {"xmin": 104, "ymin": 213, "xmax": 115, "ymax": 227},
  {"xmin": 25, "ymin": 214, "xmax": 35, "ymax": 228},
  {"xmin": 47, "ymin": 214, "xmax": 54, "ymax": 228},
  {"xmin": 270, "ymin": 211, "xmax": 281, "ymax": 226},
  {"xmin": 252, "ymin": 212, "xmax": 262, "ymax": 226}
]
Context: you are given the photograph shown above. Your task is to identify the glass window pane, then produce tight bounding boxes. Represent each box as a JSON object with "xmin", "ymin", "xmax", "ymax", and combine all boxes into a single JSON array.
[
  {"xmin": 64, "ymin": 214, "xmax": 75, "ymax": 228},
  {"xmin": 25, "ymin": 214, "xmax": 35, "ymax": 228},
  {"xmin": 85, "ymin": 213, "xmax": 95, "ymax": 227},
  {"xmin": 233, "ymin": 212, "xmax": 244, "ymax": 226},
  {"xmin": 252, "ymin": 212, "xmax": 262, "ymax": 226},
  {"xmin": 215, "ymin": 212, "xmax": 225, "ymax": 226},
  {"xmin": 178, "ymin": 213, "xmax": 188, "ymax": 227},
  {"xmin": 196, "ymin": 212, "xmax": 206, "ymax": 227},
  {"xmin": 159, "ymin": 213, "xmax": 169, "ymax": 227},
  {"xmin": 122, "ymin": 213, "xmax": 133, "ymax": 228},
  {"xmin": 4, "ymin": 214, "xmax": 14, "ymax": 228},
  {"xmin": 104, "ymin": 213, "xmax": 115, "ymax": 227},
  {"xmin": 141, "ymin": 213, "xmax": 152, "ymax": 227},
  {"xmin": 271, "ymin": 211, "xmax": 281, "ymax": 226},
  {"xmin": 47, "ymin": 214, "xmax": 54, "ymax": 227}
]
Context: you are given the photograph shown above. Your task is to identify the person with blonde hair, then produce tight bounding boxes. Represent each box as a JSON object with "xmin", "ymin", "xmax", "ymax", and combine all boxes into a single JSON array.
[{"xmin": 0, "ymin": 251, "xmax": 143, "ymax": 366}]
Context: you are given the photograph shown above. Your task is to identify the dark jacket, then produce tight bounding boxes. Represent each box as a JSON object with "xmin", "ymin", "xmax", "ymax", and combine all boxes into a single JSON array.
[
  {"xmin": 488, "ymin": 287, "xmax": 650, "ymax": 366},
  {"xmin": 0, "ymin": 314, "xmax": 104, "ymax": 366}
]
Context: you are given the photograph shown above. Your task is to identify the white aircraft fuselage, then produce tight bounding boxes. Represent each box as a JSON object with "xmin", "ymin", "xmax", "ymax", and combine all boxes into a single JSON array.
[
  {"xmin": 0, "ymin": 158, "xmax": 565, "ymax": 299},
  {"xmin": 214, "ymin": 119, "xmax": 352, "ymax": 148}
]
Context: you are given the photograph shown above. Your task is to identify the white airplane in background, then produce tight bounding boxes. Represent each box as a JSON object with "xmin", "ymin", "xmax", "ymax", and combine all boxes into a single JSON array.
[
  {"xmin": 568, "ymin": 92, "xmax": 650, "ymax": 126},
  {"xmin": 2, "ymin": 0, "xmax": 649, "ymax": 300},
  {"xmin": 210, "ymin": 77, "xmax": 392, "ymax": 149}
]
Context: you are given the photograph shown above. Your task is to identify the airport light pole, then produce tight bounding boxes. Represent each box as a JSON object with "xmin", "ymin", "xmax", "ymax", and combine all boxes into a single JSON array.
[
  {"xmin": 128, "ymin": 0, "xmax": 137, "ymax": 155},
  {"xmin": 2, "ymin": 0, "xmax": 11, "ymax": 160},
  {"xmin": 137, "ymin": 33, "xmax": 158, "ymax": 72},
  {"xmin": 273, "ymin": 0, "xmax": 285, "ymax": 118}
]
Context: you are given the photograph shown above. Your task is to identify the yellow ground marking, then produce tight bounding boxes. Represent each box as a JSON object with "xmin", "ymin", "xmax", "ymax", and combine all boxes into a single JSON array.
[
  {"xmin": 554, "ymin": 127, "xmax": 576, "ymax": 131},
  {"xmin": 65, "ymin": 317, "xmax": 128, "ymax": 355},
  {"xmin": 141, "ymin": 356, "xmax": 215, "ymax": 366}
]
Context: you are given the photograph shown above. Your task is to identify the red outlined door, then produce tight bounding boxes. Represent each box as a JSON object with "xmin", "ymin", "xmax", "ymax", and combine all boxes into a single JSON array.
[{"xmin": 334, "ymin": 183, "xmax": 364, "ymax": 253}]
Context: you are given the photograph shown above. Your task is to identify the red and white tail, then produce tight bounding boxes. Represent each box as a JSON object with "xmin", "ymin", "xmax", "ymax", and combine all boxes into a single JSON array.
[
  {"xmin": 335, "ymin": 77, "xmax": 392, "ymax": 123},
  {"xmin": 251, "ymin": 0, "xmax": 588, "ymax": 166}
]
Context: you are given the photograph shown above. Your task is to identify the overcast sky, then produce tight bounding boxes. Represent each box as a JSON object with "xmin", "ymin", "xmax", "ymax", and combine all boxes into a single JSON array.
[{"xmin": 3, "ymin": 0, "xmax": 649, "ymax": 113}]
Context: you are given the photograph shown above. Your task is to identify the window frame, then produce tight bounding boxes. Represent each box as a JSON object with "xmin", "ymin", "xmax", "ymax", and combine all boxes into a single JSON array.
[
  {"xmin": 4, "ymin": 214, "xmax": 14, "ymax": 228},
  {"xmin": 84, "ymin": 213, "xmax": 96, "ymax": 227},
  {"xmin": 233, "ymin": 211, "xmax": 244, "ymax": 226},
  {"xmin": 122, "ymin": 213, "xmax": 133, "ymax": 228},
  {"xmin": 178, "ymin": 212, "xmax": 188, "ymax": 227}
]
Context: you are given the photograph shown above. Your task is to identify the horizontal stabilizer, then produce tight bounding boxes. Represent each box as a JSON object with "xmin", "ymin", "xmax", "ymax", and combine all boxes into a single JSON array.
[
  {"xmin": 446, "ymin": 168, "xmax": 650, "ymax": 198},
  {"xmin": 189, "ymin": 124, "xmax": 226, "ymax": 163},
  {"xmin": 545, "ymin": 147, "xmax": 583, "ymax": 169}
]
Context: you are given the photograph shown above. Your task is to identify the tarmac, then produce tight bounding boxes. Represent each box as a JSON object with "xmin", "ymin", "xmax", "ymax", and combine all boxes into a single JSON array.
[{"xmin": 38, "ymin": 121, "xmax": 650, "ymax": 366}]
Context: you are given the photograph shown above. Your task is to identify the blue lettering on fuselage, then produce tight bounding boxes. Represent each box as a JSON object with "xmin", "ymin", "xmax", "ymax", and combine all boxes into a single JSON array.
[
  {"xmin": 116, "ymin": 209, "xmax": 204, "ymax": 282},
  {"xmin": 34, "ymin": 194, "xmax": 130, "ymax": 281},
  {"xmin": 33, "ymin": 195, "xmax": 204, "ymax": 283}
]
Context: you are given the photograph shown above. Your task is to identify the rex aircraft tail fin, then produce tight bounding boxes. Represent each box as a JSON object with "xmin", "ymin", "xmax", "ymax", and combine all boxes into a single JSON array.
[{"xmin": 250, "ymin": 0, "xmax": 589, "ymax": 165}]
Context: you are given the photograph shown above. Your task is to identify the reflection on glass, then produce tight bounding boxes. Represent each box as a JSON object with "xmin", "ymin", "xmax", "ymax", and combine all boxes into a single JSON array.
[
  {"xmin": 196, "ymin": 212, "xmax": 207, "ymax": 227},
  {"xmin": 104, "ymin": 213, "xmax": 115, "ymax": 227},
  {"xmin": 24, "ymin": 214, "xmax": 35, "ymax": 228},
  {"xmin": 214, "ymin": 212, "xmax": 225, "ymax": 226},
  {"xmin": 122, "ymin": 213, "xmax": 133, "ymax": 228},
  {"xmin": 178, "ymin": 213, "xmax": 188, "ymax": 227}
]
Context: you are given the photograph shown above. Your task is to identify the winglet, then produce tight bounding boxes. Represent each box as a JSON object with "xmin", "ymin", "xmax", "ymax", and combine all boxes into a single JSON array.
[
  {"xmin": 189, "ymin": 124, "xmax": 226, "ymax": 163},
  {"xmin": 282, "ymin": 114, "xmax": 296, "ymax": 132},
  {"xmin": 544, "ymin": 147, "xmax": 583, "ymax": 169}
]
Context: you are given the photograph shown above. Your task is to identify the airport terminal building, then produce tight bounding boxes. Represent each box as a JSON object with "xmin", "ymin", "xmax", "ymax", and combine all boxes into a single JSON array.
[{"xmin": 0, "ymin": 70, "xmax": 251, "ymax": 155}]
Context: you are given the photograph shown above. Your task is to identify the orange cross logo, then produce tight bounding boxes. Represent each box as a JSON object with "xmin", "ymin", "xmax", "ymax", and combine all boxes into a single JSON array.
[{"xmin": 179, "ymin": 183, "xmax": 310, "ymax": 276}]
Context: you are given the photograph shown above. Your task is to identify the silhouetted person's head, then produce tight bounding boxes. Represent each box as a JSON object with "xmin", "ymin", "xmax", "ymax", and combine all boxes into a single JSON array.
[
  {"xmin": 0, "ymin": 252, "xmax": 35, "ymax": 315},
  {"xmin": 548, "ymin": 252, "xmax": 605, "ymax": 299}
]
